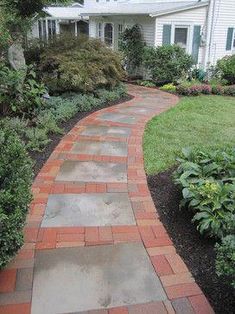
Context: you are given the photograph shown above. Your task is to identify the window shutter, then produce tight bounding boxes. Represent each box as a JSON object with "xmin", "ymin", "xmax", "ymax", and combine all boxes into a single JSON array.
[
  {"xmin": 192, "ymin": 25, "xmax": 201, "ymax": 64},
  {"xmin": 162, "ymin": 25, "xmax": 171, "ymax": 45},
  {"xmin": 226, "ymin": 27, "xmax": 234, "ymax": 51}
]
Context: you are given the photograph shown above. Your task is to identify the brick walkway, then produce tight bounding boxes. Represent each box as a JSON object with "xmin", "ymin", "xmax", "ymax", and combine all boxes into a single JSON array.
[{"xmin": 0, "ymin": 85, "xmax": 214, "ymax": 314}]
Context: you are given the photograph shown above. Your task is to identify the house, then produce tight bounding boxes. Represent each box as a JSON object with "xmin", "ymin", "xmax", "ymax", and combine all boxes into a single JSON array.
[
  {"xmin": 29, "ymin": 2, "xmax": 89, "ymax": 40},
  {"xmin": 81, "ymin": 0, "xmax": 235, "ymax": 68}
]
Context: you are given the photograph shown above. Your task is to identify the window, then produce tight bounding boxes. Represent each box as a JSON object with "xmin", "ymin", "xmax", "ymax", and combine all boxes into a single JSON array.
[
  {"xmin": 38, "ymin": 19, "xmax": 47, "ymax": 40},
  {"xmin": 38, "ymin": 19, "xmax": 56, "ymax": 40},
  {"xmin": 233, "ymin": 30, "xmax": 235, "ymax": 49},
  {"xmin": 174, "ymin": 27, "xmax": 188, "ymax": 50},
  {"xmin": 98, "ymin": 23, "xmax": 102, "ymax": 39},
  {"xmin": 48, "ymin": 20, "xmax": 56, "ymax": 39},
  {"xmin": 104, "ymin": 23, "xmax": 113, "ymax": 46},
  {"xmin": 118, "ymin": 24, "xmax": 123, "ymax": 37}
]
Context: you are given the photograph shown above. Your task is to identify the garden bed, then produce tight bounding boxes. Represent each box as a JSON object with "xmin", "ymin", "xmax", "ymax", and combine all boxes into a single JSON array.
[
  {"xmin": 31, "ymin": 94, "xmax": 133, "ymax": 177},
  {"xmin": 147, "ymin": 169, "xmax": 235, "ymax": 314}
]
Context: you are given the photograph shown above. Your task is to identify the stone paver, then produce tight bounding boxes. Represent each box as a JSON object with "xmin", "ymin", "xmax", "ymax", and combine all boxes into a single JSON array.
[
  {"xmin": 56, "ymin": 161, "xmax": 127, "ymax": 183},
  {"xmin": 31, "ymin": 243, "xmax": 166, "ymax": 314},
  {"xmin": 0, "ymin": 84, "xmax": 214, "ymax": 314},
  {"xmin": 42, "ymin": 193, "xmax": 135, "ymax": 227},
  {"xmin": 72, "ymin": 141, "xmax": 127, "ymax": 156},
  {"xmin": 80, "ymin": 126, "xmax": 131, "ymax": 137},
  {"xmin": 98, "ymin": 112, "xmax": 137, "ymax": 124}
]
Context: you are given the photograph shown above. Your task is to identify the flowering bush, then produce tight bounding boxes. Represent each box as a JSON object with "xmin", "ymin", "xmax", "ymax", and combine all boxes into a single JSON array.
[
  {"xmin": 160, "ymin": 83, "xmax": 176, "ymax": 93},
  {"xmin": 176, "ymin": 84, "xmax": 212, "ymax": 96}
]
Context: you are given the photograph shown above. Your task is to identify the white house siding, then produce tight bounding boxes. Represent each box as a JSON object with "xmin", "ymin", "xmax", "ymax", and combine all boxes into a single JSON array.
[
  {"xmin": 89, "ymin": 15, "xmax": 155, "ymax": 50},
  {"xmin": 209, "ymin": 0, "xmax": 235, "ymax": 65},
  {"xmin": 155, "ymin": 6, "xmax": 207, "ymax": 67}
]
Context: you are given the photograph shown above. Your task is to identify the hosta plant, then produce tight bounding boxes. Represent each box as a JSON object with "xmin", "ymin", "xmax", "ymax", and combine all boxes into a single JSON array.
[{"xmin": 174, "ymin": 147, "xmax": 235, "ymax": 238}]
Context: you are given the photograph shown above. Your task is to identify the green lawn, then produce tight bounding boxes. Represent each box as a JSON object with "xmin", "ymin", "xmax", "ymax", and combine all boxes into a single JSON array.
[{"xmin": 143, "ymin": 95, "xmax": 235, "ymax": 175}]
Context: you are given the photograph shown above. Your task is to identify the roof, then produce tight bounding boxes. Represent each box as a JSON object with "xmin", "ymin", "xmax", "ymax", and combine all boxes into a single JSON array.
[
  {"xmin": 80, "ymin": 1, "xmax": 208, "ymax": 17},
  {"xmin": 43, "ymin": 6, "xmax": 88, "ymax": 20}
]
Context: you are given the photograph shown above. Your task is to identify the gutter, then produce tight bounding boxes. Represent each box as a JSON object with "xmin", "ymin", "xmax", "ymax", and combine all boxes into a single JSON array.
[{"xmin": 204, "ymin": 0, "xmax": 215, "ymax": 68}]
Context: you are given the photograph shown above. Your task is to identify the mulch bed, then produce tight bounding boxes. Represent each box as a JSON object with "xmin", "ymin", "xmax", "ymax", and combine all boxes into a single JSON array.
[
  {"xmin": 30, "ymin": 94, "xmax": 133, "ymax": 177},
  {"xmin": 147, "ymin": 168, "xmax": 235, "ymax": 314}
]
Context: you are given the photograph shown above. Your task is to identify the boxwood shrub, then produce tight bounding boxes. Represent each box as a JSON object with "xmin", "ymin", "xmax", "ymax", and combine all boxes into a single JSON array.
[{"xmin": 0, "ymin": 126, "xmax": 33, "ymax": 269}]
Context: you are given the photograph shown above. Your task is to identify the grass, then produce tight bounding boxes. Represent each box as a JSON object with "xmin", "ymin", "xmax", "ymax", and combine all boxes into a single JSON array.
[{"xmin": 143, "ymin": 95, "xmax": 235, "ymax": 175}]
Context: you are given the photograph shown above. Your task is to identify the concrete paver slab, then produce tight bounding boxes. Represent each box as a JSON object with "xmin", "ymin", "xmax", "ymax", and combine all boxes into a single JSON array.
[
  {"xmin": 31, "ymin": 243, "xmax": 166, "ymax": 314},
  {"xmin": 80, "ymin": 126, "xmax": 131, "ymax": 137},
  {"xmin": 56, "ymin": 161, "xmax": 127, "ymax": 183},
  {"xmin": 42, "ymin": 193, "xmax": 135, "ymax": 227},
  {"xmin": 72, "ymin": 141, "xmax": 127, "ymax": 157},
  {"xmin": 98, "ymin": 113, "xmax": 137, "ymax": 124}
]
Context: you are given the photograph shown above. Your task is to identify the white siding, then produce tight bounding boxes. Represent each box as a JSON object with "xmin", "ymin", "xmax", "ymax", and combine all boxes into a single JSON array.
[
  {"xmin": 89, "ymin": 15, "xmax": 155, "ymax": 49},
  {"xmin": 209, "ymin": 0, "xmax": 235, "ymax": 65},
  {"xmin": 155, "ymin": 6, "xmax": 207, "ymax": 66}
]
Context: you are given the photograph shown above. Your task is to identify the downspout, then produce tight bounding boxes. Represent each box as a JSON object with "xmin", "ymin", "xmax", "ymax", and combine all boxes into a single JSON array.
[{"xmin": 204, "ymin": 0, "xmax": 215, "ymax": 69}]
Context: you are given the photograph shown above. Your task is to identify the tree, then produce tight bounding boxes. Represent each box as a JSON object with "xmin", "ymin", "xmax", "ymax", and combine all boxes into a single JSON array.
[{"xmin": 0, "ymin": 1, "xmax": 69, "ymax": 67}]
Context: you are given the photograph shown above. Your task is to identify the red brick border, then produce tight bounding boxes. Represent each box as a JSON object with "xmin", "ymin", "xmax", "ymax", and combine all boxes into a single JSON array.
[{"xmin": 0, "ymin": 85, "xmax": 214, "ymax": 314}]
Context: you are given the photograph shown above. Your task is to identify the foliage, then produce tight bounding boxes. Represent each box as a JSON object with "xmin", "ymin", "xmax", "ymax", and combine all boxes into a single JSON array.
[
  {"xmin": 160, "ymin": 83, "xmax": 176, "ymax": 93},
  {"xmin": 217, "ymin": 55, "xmax": 235, "ymax": 85},
  {"xmin": 176, "ymin": 84, "xmax": 212, "ymax": 96},
  {"xmin": 35, "ymin": 35, "xmax": 125, "ymax": 94},
  {"xmin": 215, "ymin": 235, "xmax": 235, "ymax": 288},
  {"xmin": 136, "ymin": 80, "xmax": 156, "ymax": 88},
  {"xmin": 191, "ymin": 68, "xmax": 206, "ymax": 82},
  {"xmin": 0, "ymin": 84, "xmax": 127, "ymax": 152},
  {"xmin": 174, "ymin": 148, "xmax": 235, "ymax": 239},
  {"xmin": 143, "ymin": 45, "xmax": 193, "ymax": 84},
  {"xmin": 0, "ymin": 63, "xmax": 47, "ymax": 117},
  {"xmin": 0, "ymin": 125, "xmax": 33, "ymax": 268},
  {"xmin": 119, "ymin": 25, "xmax": 145, "ymax": 75}
]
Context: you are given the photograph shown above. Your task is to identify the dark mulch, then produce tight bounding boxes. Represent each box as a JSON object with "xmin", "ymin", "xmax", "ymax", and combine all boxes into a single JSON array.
[
  {"xmin": 147, "ymin": 168, "xmax": 235, "ymax": 314},
  {"xmin": 30, "ymin": 94, "xmax": 133, "ymax": 178}
]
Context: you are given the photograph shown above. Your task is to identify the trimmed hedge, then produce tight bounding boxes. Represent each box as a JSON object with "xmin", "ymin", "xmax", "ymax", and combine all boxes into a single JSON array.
[{"xmin": 0, "ymin": 126, "xmax": 33, "ymax": 269}]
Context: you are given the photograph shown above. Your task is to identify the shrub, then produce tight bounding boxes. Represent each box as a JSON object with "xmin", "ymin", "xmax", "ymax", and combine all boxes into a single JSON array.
[
  {"xmin": 119, "ymin": 25, "xmax": 145, "ymax": 75},
  {"xmin": 143, "ymin": 45, "xmax": 193, "ymax": 84},
  {"xmin": 160, "ymin": 83, "xmax": 176, "ymax": 93},
  {"xmin": 217, "ymin": 55, "xmax": 235, "ymax": 85},
  {"xmin": 176, "ymin": 84, "xmax": 211, "ymax": 96},
  {"xmin": 223, "ymin": 85, "xmax": 235, "ymax": 96},
  {"xmin": 38, "ymin": 35, "xmax": 125, "ymax": 93},
  {"xmin": 211, "ymin": 85, "xmax": 224, "ymax": 95},
  {"xmin": 215, "ymin": 235, "xmax": 235, "ymax": 288},
  {"xmin": 136, "ymin": 80, "xmax": 156, "ymax": 88},
  {"xmin": 0, "ymin": 63, "xmax": 46, "ymax": 117},
  {"xmin": 174, "ymin": 148, "xmax": 235, "ymax": 239},
  {"xmin": 0, "ymin": 126, "xmax": 33, "ymax": 268}
]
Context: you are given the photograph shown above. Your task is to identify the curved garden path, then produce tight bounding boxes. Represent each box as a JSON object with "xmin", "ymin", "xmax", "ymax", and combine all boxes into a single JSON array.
[{"xmin": 0, "ymin": 85, "xmax": 214, "ymax": 314}]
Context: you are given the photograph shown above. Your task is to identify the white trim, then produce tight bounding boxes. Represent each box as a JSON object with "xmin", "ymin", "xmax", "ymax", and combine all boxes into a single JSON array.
[{"xmin": 170, "ymin": 23, "xmax": 192, "ymax": 54}]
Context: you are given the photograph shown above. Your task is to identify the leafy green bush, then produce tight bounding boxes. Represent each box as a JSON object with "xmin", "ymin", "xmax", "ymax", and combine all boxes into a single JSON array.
[
  {"xmin": 223, "ymin": 85, "xmax": 235, "ymax": 96},
  {"xmin": 143, "ymin": 45, "xmax": 193, "ymax": 84},
  {"xmin": 215, "ymin": 235, "xmax": 235, "ymax": 288},
  {"xmin": 174, "ymin": 148, "xmax": 235, "ymax": 238},
  {"xmin": 217, "ymin": 55, "xmax": 235, "ymax": 85},
  {"xmin": 37, "ymin": 35, "xmax": 125, "ymax": 93},
  {"xmin": 0, "ymin": 126, "xmax": 33, "ymax": 268},
  {"xmin": 119, "ymin": 25, "xmax": 145, "ymax": 75},
  {"xmin": 0, "ymin": 63, "xmax": 46, "ymax": 117},
  {"xmin": 160, "ymin": 83, "xmax": 176, "ymax": 93},
  {"xmin": 136, "ymin": 80, "xmax": 156, "ymax": 88}
]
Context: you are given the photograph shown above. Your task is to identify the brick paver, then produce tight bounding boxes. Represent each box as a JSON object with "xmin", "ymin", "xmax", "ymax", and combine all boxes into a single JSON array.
[{"xmin": 0, "ymin": 85, "xmax": 214, "ymax": 313}]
